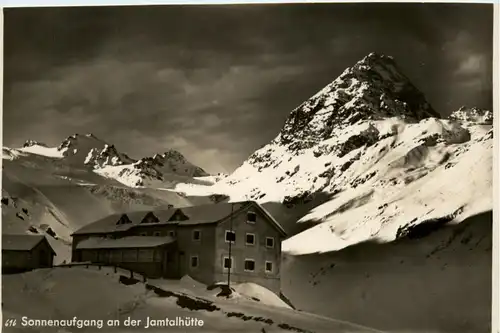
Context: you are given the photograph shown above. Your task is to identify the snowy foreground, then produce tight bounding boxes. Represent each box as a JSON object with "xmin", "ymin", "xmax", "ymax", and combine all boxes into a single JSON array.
[
  {"xmin": 281, "ymin": 210, "xmax": 492, "ymax": 333},
  {"xmin": 2, "ymin": 267, "xmax": 384, "ymax": 333}
]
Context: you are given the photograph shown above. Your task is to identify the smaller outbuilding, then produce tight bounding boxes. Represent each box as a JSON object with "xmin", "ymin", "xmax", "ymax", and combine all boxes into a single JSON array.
[{"xmin": 2, "ymin": 234, "xmax": 56, "ymax": 273}]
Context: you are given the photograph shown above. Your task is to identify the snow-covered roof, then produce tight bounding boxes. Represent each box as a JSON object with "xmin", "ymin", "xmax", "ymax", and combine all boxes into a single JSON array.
[
  {"xmin": 75, "ymin": 236, "xmax": 176, "ymax": 250},
  {"xmin": 72, "ymin": 201, "xmax": 287, "ymax": 237},
  {"xmin": 72, "ymin": 210, "xmax": 156, "ymax": 235},
  {"xmin": 2, "ymin": 234, "xmax": 55, "ymax": 253}
]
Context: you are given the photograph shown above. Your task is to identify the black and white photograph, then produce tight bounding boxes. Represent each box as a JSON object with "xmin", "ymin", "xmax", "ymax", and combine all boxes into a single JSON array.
[{"xmin": 1, "ymin": 2, "xmax": 495, "ymax": 333}]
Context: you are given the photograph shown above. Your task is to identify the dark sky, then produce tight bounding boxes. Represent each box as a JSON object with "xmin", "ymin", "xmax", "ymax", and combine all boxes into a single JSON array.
[{"xmin": 3, "ymin": 3, "xmax": 493, "ymax": 173}]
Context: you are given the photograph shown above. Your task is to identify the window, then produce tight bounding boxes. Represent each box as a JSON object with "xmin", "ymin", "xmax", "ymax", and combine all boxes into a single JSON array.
[
  {"xmin": 140, "ymin": 232, "xmax": 147, "ymax": 236},
  {"xmin": 190, "ymin": 256, "xmax": 199, "ymax": 268},
  {"xmin": 247, "ymin": 211, "xmax": 257, "ymax": 223},
  {"xmin": 223, "ymin": 256, "xmax": 233, "ymax": 270},
  {"xmin": 225, "ymin": 230, "xmax": 236, "ymax": 243},
  {"xmin": 266, "ymin": 237, "xmax": 275, "ymax": 248},
  {"xmin": 245, "ymin": 233, "xmax": 255, "ymax": 245},
  {"xmin": 153, "ymin": 231, "xmax": 161, "ymax": 236},
  {"xmin": 265, "ymin": 261, "xmax": 273, "ymax": 273},
  {"xmin": 192, "ymin": 230, "xmax": 201, "ymax": 241},
  {"xmin": 169, "ymin": 231, "xmax": 176, "ymax": 237},
  {"xmin": 244, "ymin": 259, "xmax": 255, "ymax": 272}
]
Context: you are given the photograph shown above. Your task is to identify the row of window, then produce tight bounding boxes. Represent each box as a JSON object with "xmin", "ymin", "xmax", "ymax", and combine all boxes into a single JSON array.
[
  {"xmin": 224, "ymin": 230, "xmax": 275, "ymax": 248},
  {"xmin": 137, "ymin": 227, "xmax": 275, "ymax": 249},
  {"xmin": 81, "ymin": 249, "xmax": 162, "ymax": 263},
  {"xmin": 189, "ymin": 256, "xmax": 274, "ymax": 273}
]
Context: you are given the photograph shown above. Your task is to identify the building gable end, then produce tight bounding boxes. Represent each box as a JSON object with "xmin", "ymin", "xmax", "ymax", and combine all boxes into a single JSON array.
[
  {"xmin": 245, "ymin": 202, "xmax": 287, "ymax": 238},
  {"xmin": 32, "ymin": 237, "xmax": 57, "ymax": 256}
]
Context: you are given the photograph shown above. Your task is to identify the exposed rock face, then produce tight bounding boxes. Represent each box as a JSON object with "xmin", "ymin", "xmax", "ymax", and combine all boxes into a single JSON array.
[
  {"xmin": 84, "ymin": 144, "xmax": 130, "ymax": 168},
  {"xmin": 23, "ymin": 140, "xmax": 48, "ymax": 148},
  {"xmin": 138, "ymin": 150, "xmax": 208, "ymax": 178},
  {"xmin": 276, "ymin": 52, "xmax": 439, "ymax": 151}
]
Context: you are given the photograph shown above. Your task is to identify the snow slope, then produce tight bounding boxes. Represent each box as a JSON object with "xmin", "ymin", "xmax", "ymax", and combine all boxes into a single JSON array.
[
  {"xmin": 18, "ymin": 145, "xmax": 66, "ymax": 159},
  {"xmin": 282, "ymin": 121, "xmax": 492, "ymax": 254},
  {"xmin": 151, "ymin": 276, "xmax": 291, "ymax": 310},
  {"xmin": 2, "ymin": 266, "xmax": 384, "ymax": 333},
  {"xmin": 232, "ymin": 282, "xmax": 292, "ymax": 309},
  {"xmin": 282, "ymin": 210, "xmax": 492, "ymax": 333}
]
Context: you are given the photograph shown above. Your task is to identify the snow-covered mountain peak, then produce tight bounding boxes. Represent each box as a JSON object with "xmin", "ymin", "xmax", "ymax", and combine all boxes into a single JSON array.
[
  {"xmin": 276, "ymin": 53, "xmax": 439, "ymax": 150},
  {"xmin": 54, "ymin": 133, "xmax": 133, "ymax": 168},
  {"xmin": 4, "ymin": 134, "xmax": 210, "ymax": 189},
  {"xmin": 136, "ymin": 149, "xmax": 208, "ymax": 178},
  {"xmin": 57, "ymin": 133, "xmax": 103, "ymax": 151},
  {"xmin": 449, "ymin": 106, "xmax": 493, "ymax": 125}
]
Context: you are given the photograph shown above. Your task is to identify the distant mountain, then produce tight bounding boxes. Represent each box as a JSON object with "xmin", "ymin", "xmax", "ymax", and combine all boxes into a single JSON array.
[
  {"xmin": 449, "ymin": 106, "xmax": 493, "ymax": 124},
  {"xmin": 175, "ymin": 52, "xmax": 493, "ymax": 254},
  {"xmin": 2, "ymin": 133, "xmax": 214, "ymax": 261},
  {"xmin": 23, "ymin": 140, "xmax": 48, "ymax": 148},
  {"xmin": 5, "ymin": 133, "xmax": 210, "ymax": 187}
]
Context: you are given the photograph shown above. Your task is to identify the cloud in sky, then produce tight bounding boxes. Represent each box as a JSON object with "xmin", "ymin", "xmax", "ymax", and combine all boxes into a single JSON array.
[
  {"xmin": 4, "ymin": 56, "xmax": 307, "ymax": 172},
  {"xmin": 3, "ymin": 3, "xmax": 493, "ymax": 173},
  {"xmin": 455, "ymin": 54, "xmax": 488, "ymax": 77}
]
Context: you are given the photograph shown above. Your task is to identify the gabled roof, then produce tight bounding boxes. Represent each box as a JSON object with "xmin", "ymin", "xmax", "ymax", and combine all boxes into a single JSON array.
[
  {"xmin": 2, "ymin": 234, "xmax": 56, "ymax": 254},
  {"xmin": 72, "ymin": 210, "xmax": 152, "ymax": 235},
  {"xmin": 72, "ymin": 201, "xmax": 287, "ymax": 238},
  {"xmin": 162, "ymin": 201, "xmax": 250, "ymax": 226},
  {"xmin": 75, "ymin": 236, "xmax": 175, "ymax": 250}
]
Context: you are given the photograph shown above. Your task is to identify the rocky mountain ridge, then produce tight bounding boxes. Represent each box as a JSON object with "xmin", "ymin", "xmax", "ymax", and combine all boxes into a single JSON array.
[{"xmin": 8, "ymin": 133, "xmax": 209, "ymax": 187}]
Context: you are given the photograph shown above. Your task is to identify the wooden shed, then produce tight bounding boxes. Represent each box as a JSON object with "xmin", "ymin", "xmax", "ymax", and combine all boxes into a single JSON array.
[{"xmin": 2, "ymin": 234, "xmax": 56, "ymax": 273}]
